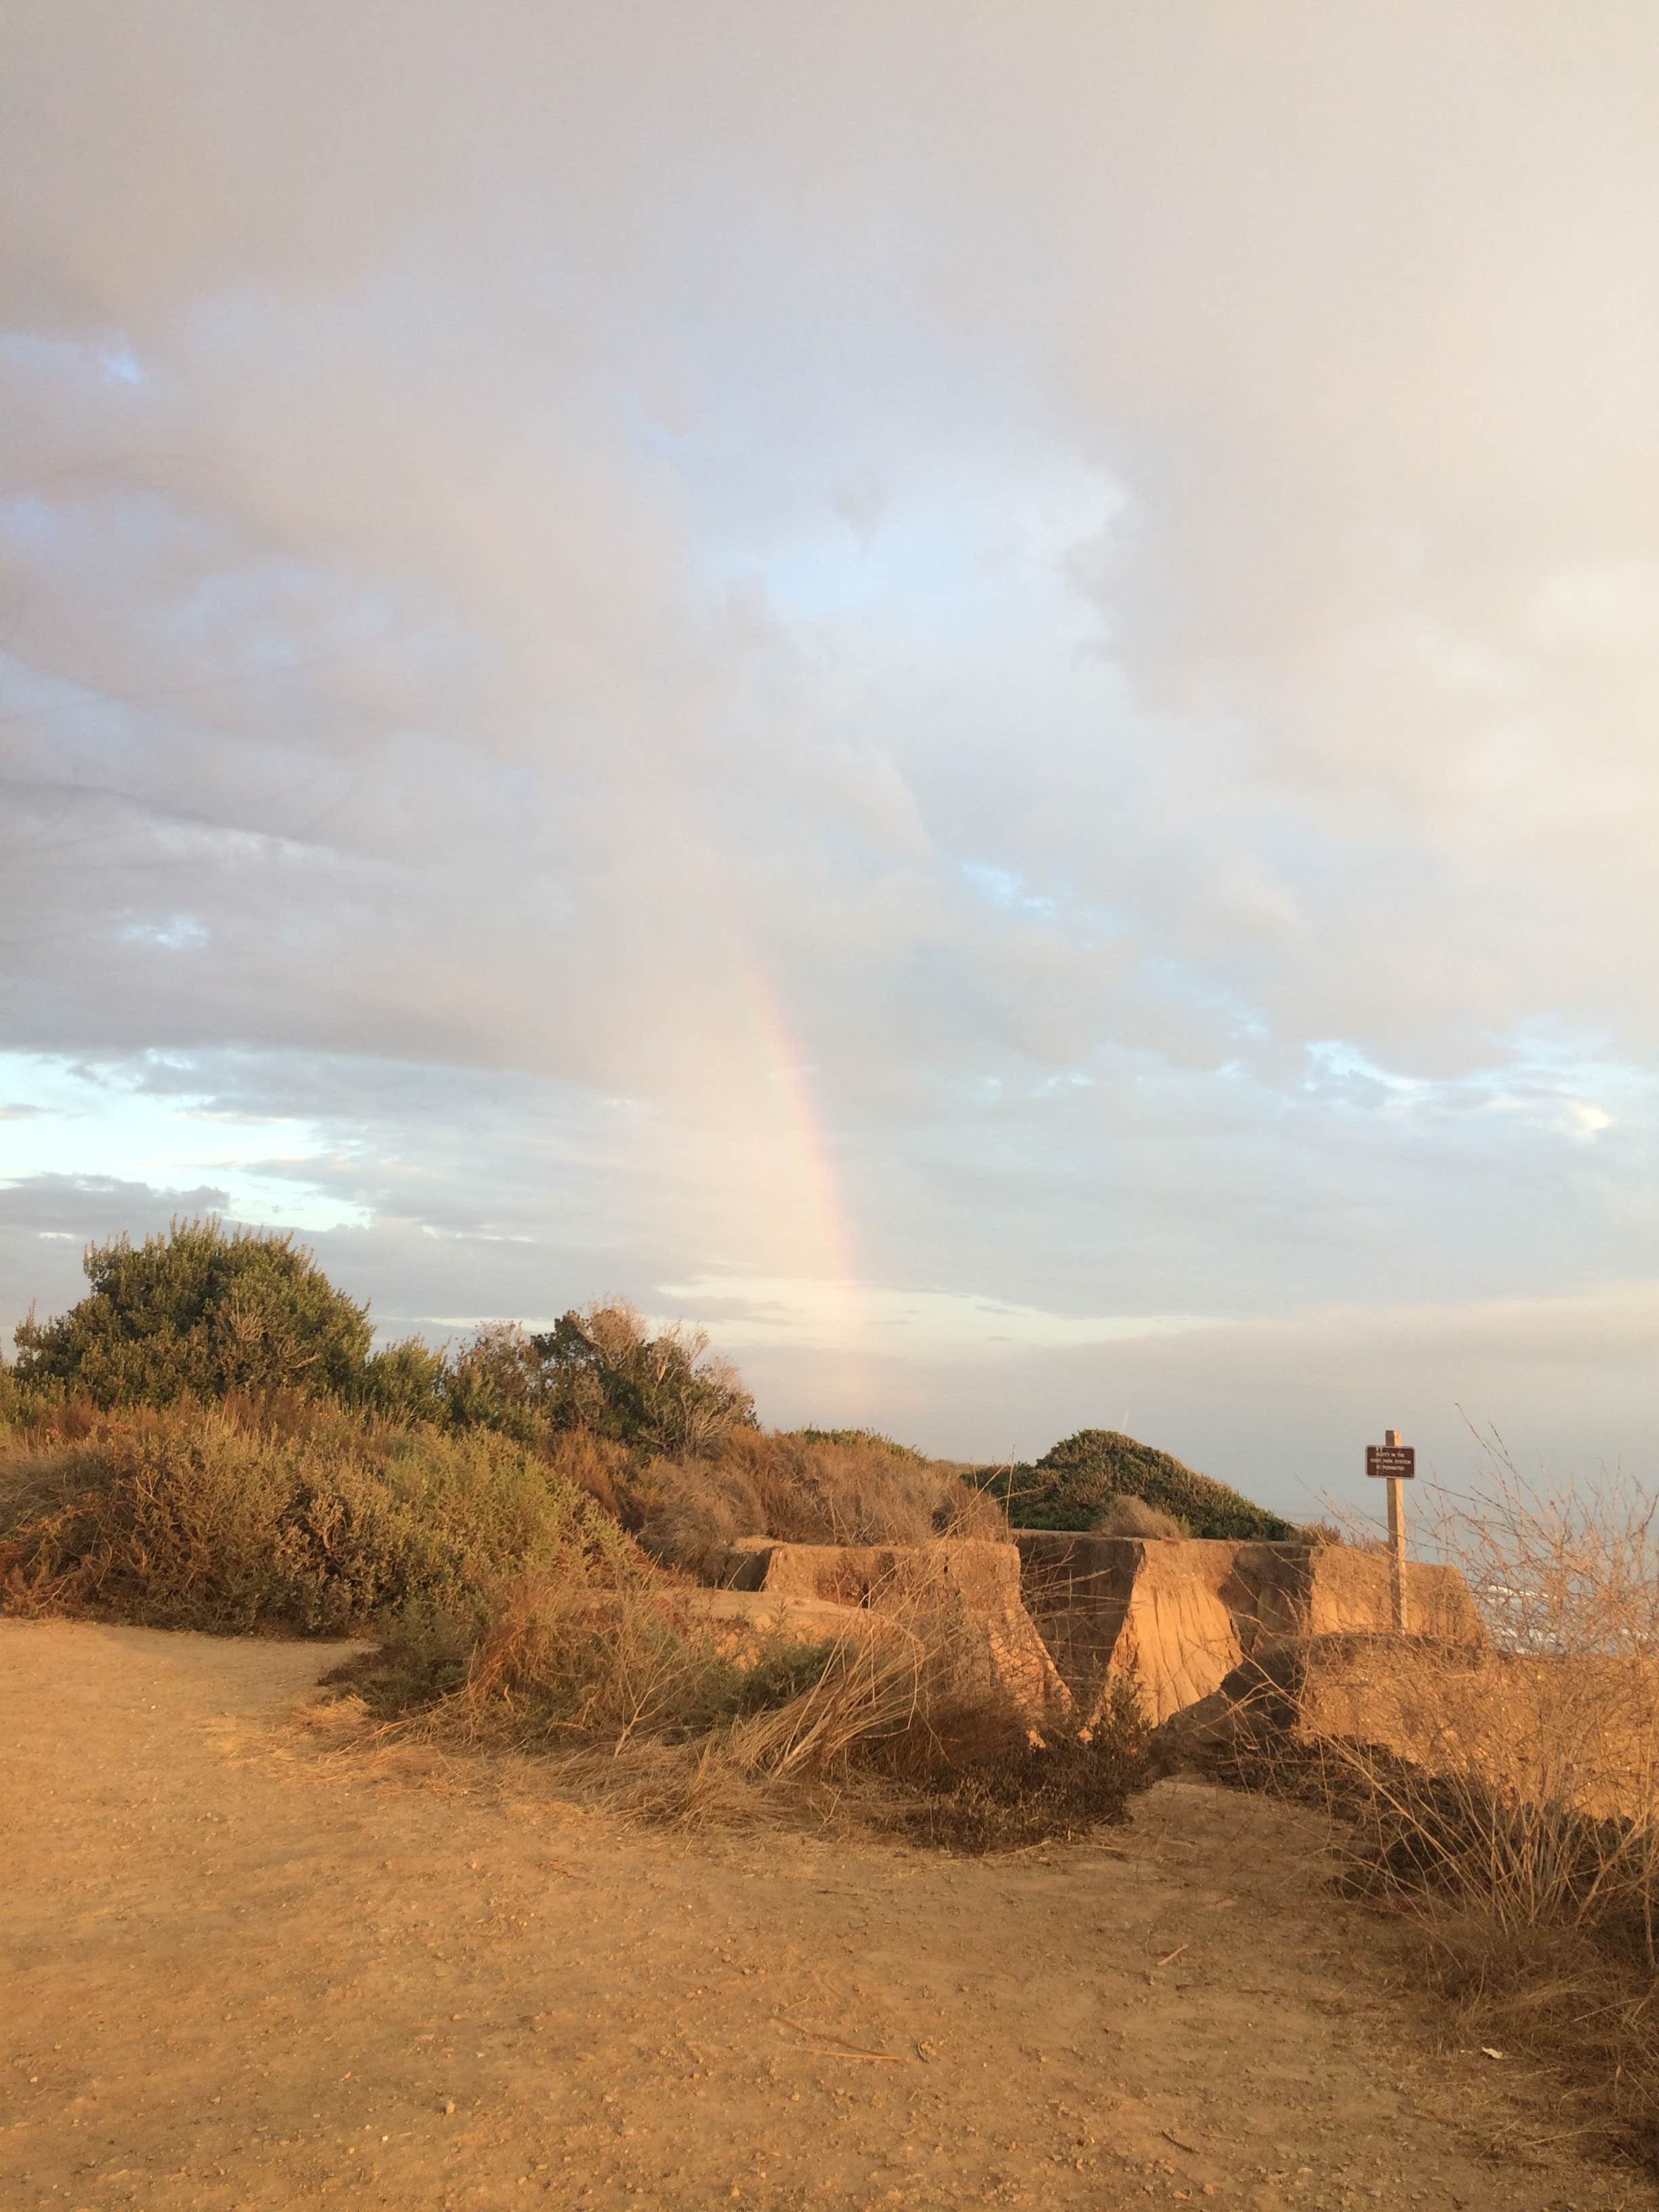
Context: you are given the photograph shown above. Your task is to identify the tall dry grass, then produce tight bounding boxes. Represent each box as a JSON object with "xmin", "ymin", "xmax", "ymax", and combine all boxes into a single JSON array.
[
  {"xmin": 626, "ymin": 1427, "xmax": 1006, "ymax": 1574},
  {"xmin": 1274, "ymin": 1437, "xmax": 1659, "ymax": 2163},
  {"xmin": 352, "ymin": 1546, "xmax": 1151, "ymax": 1850},
  {"xmin": 1, "ymin": 1394, "xmax": 1147, "ymax": 1851}
]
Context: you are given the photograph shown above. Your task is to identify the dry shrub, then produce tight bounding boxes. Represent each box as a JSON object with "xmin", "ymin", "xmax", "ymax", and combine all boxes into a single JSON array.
[
  {"xmin": 535, "ymin": 1427, "xmax": 637, "ymax": 1518},
  {"xmin": 1378, "ymin": 1444, "xmax": 1659, "ymax": 1948},
  {"xmin": 887, "ymin": 1678, "xmax": 1152, "ymax": 1852},
  {"xmin": 630, "ymin": 1429, "xmax": 1005, "ymax": 1568},
  {"xmin": 1090, "ymin": 1492, "xmax": 1185, "ymax": 1540},
  {"xmin": 631, "ymin": 1460, "xmax": 753, "ymax": 1578},
  {"xmin": 1292, "ymin": 1518, "xmax": 1346, "ymax": 1547},
  {"xmin": 722, "ymin": 1618, "xmax": 936, "ymax": 1778},
  {"xmin": 417, "ymin": 1566, "xmax": 837, "ymax": 1750},
  {"xmin": 1314, "ymin": 1706, "xmax": 1659, "ymax": 2165},
  {"xmin": 377, "ymin": 1546, "xmax": 1151, "ymax": 1852},
  {"xmin": 0, "ymin": 1403, "xmax": 634, "ymax": 1634}
]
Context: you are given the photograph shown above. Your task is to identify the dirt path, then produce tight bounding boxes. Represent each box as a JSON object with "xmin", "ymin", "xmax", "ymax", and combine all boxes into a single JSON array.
[{"xmin": 1, "ymin": 1620, "xmax": 1645, "ymax": 2212}]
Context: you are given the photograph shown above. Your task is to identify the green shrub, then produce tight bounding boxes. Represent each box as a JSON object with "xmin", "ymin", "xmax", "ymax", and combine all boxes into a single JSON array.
[
  {"xmin": 6, "ymin": 1235, "xmax": 755, "ymax": 1471},
  {"xmin": 352, "ymin": 1336, "xmax": 450, "ymax": 1422},
  {"xmin": 971, "ymin": 1427, "xmax": 1293, "ymax": 1540},
  {"xmin": 11, "ymin": 1218, "xmax": 376, "ymax": 1409},
  {"xmin": 0, "ymin": 1404, "xmax": 635, "ymax": 1635},
  {"xmin": 441, "ymin": 1303, "xmax": 757, "ymax": 1458}
]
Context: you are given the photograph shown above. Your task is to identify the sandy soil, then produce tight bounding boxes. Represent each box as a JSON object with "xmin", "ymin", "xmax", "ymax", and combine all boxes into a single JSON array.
[{"xmin": 1, "ymin": 1619, "xmax": 1647, "ymax": 2212}]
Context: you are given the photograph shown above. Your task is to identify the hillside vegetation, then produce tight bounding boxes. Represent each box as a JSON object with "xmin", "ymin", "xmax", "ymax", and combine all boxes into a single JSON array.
[
  {"xmin": 0, "ymin": 1219, "xmax": 1248, "ymax": 1845},
  {"xmin": 970, "ymin": 1427, "xmax": 1296, "ymax": 1540},
  {"xmin": 4, "ymin": 1221, "xmax": 1292, "ymax": 1568},
  {"xmin": 0, "ymin": 1401, "xmax": 635, "ymax": 1638}
]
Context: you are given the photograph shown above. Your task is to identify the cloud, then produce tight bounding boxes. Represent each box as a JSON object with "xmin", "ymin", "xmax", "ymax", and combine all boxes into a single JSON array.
[
  {"xmin": 0, "ymin": 1173, "xmax": 232, "ymax": 1340},
  {"xmin": 1, "ymin": 6, "xmax": 1656, "ymax": 1470}
]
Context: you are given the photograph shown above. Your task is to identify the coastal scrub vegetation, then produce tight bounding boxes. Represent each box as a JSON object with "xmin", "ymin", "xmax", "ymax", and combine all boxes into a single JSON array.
[
  {"xmin": 7, "ymin": 1218, "xmax": 758, "ymax": 1461},
  {"xmin": 969, "ymin": 1425, "xmax": 1297, "ymax": 1539},
  {"xmin": 0, "ymin": 1220, "xmax": 1156, "ymax": 1849}
]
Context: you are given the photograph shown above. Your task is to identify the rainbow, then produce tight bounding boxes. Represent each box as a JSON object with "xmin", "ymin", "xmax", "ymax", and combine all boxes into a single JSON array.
[{"xmin": 653, "ymin": 819, "xmax": 866, "ymax": 1376}]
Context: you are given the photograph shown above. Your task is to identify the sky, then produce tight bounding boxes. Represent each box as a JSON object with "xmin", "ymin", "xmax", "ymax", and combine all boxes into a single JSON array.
[{"xmin": 3, "ymin": 3, "xmax": 1657, "ymax": 1523}]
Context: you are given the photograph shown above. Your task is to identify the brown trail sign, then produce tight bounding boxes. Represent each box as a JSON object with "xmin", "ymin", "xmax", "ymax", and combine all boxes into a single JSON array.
[
  {"xmin": 1366, "ymin": 1429, "xmax": 1414, "ymax": 1631},
  {"xmin": 1366, "ymin": 1443, "xmax": 1415, "ymax": 1482}
]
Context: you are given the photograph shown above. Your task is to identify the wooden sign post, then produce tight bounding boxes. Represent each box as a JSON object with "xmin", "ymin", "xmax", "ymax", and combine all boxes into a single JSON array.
[{"xmin": 1365, "ymin": 1429, "xmax": 1416, "ymax": 1632}]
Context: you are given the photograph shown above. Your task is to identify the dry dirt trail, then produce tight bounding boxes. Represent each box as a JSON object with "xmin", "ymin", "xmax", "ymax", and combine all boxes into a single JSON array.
[{"xmin": 1, "ymin": 1620, "xmax": 1645, "ymax": 2212}]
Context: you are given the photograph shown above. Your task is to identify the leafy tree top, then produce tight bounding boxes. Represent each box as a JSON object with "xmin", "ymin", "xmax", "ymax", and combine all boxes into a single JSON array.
[
  {"xmin": 445, "ymin": 1300, "xmax": 756, "ymax": 1458},
  {"xmin": 12, "ymin": 1216, "xmax": 374, "ymax": 1407}
]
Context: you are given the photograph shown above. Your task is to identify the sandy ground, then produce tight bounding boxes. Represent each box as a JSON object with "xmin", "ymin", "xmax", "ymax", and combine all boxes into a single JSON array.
[{"xmin": 1, "ymin": 1620, "xmax": 1648, "ymax": 2212}]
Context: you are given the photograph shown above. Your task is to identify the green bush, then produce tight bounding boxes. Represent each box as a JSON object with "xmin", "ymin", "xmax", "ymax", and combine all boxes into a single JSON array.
[
  {"xmin": 11, "ymin": 1218, "xmax": 377, "ymax": 1409},
  {"xmin": 971, "ymin": 1427, "xmax": 1294, "ymax": 1540},
  {"xmin": 437, "ymin": 1303, "xmax": 758, "ymax": 1459},
  {"xmin": 5, "ymin": 1231, "xmax": 754, "ymax": 1472}
]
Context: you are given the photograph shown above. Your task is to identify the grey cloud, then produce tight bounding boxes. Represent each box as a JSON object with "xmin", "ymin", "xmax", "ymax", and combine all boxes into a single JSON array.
[
  {"xmin": 0, "ymin": 1174, "xmax": 232, "ymax": 1343},
  {"xmin": 0, "ymin": 1173, "xmax": 232, "ymax": 1233},
  {"xmin": 2, "ymin": 6, "xmax": 1657, "ymax": 1464},
  {"xmin": 734, "ymin": 1284, "xmax": 1659, "ymax": 1517}
]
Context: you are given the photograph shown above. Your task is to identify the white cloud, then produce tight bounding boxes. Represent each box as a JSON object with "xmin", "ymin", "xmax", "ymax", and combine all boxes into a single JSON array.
[
  {"xmin": 656, "ymin": 1273, "xmax": 1216, "ymax": 1357},
  {"xmin": 1, "ymin": 5, "xmax": 1657, "ymax": 1469}
]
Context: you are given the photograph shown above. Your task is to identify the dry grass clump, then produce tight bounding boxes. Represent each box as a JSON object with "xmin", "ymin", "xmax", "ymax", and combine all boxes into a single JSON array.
[
  {"xmin": 1324, "ymin": 1712, "xmax": 1659, "ymax": 2165},
  {"xmin": 355, "ymin": 1549, "xmax": 1151, "ymax": 1852},
  {"xmin": 375, "ymin": 1565, "xmax": 839, "ymax": 1746},
  {"xmin": 626, "ymin": 1427, "xmax": 1005, "ymax": 1573},
  {"xmin": 886, "ymin": 1677, "xmax": 1152, "ymax": 1851},
  {"xmin": 1090, "ymin": 1493, "xmax": 1185, "ymax": 1540},
  {"xmin": 347, "ymin": 1561, "xmax": 938, "ymax": 1816},
  {"xmin": 1, "ymin": 1388, "xmax": 1145, "ymax": 1853}
]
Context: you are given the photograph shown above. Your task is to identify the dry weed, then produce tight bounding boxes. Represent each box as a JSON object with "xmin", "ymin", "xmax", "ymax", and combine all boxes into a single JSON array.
[
  {"xmin": 356, "ymin": 1547, "xmax": 1150, "ymax": 1852},
  {"xmin": 630, "ymin": 1429, "xmax": 1006, "ymax": 1568},
  {"xmin": 1248, "ymin": 1438, "xmax": 1659, "ymax": 2165}
]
